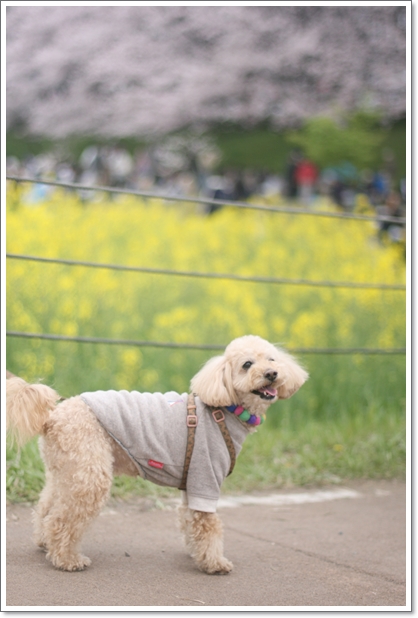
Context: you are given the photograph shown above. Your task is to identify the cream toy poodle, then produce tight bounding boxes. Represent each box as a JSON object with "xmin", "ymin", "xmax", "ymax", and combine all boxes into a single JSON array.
[{"xmin": 7, "ymin": 335, "xmax": 308, "ymax": 574}]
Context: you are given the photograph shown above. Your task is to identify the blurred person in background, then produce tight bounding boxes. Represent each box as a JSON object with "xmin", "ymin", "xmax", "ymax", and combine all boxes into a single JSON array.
[
  {"xmin": 295, "ymin": 156, "xmax": 318, "ymax": 205},
  {"xmin": 377, "ymin": 190, "xmax": 405, "ymax": 243},
  {"xmin": 284, "ymin": 150, "xmax": 301, "ymax": 199},
  {"xmin": 368, "ymin": 170, "xmax": 390, "ymax": 206},
  {"xmin": 105, "ymin": 145, "xmax": 134, "ymax": 188}
]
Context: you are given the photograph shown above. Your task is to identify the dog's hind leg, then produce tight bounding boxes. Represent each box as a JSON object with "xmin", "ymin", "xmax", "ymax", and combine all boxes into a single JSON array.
[
  {"xmin": 39, "ymin": 400, "xmax": 114, "ymax": 571},
  {"xmin": 42, "ymin": 476, "xmax": 112, "ymax": 571},
  {"xmin": 41, "ymin": 455, "xmax": 113, "ymax": 571},
  {"xmin": 178, "ymin": 505, "xmax": 233, "ymax": 574}
]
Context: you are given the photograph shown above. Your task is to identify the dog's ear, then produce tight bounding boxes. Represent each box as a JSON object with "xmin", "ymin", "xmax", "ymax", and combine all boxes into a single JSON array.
[
  {"xmin": 191, "ymin": 355, "xmax": 239, "ymax": 406},
  {"xmin": 277, "ymin": 354, "xmax": 309, "ymax": 399}
]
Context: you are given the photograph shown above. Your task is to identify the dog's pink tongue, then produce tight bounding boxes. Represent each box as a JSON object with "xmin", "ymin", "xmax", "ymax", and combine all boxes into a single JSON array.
[{"xmin": 262, "ymin": 386, "xmax": 277, "ymax": 397}]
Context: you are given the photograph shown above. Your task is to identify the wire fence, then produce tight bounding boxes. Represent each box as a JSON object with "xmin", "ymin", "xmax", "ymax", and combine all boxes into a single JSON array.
[
  {"xmin": 5, "ymin": 331, "xmax": 406, "ymax": 355},
  {"xmin": 6, "ymin": 175, "xmax": 406, "ymax": 356},
  {"xmin": 6, "ymin": 253, "xmax": 406, "ymax": 291},
  {"xmin": 6, "ymin": 175, "xmax": 407, "ymax": 224}
]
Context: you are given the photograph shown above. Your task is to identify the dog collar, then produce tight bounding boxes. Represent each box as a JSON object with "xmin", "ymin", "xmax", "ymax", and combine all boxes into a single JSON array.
[{"xmin": 225, "ymin": 405, "xmax": 265, "ymax": 426}]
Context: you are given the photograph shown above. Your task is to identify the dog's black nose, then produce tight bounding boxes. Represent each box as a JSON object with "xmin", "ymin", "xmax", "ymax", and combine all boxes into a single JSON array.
[{"xmin": 264, "ymin": 370, "xmax": 278, "ymax": 382}]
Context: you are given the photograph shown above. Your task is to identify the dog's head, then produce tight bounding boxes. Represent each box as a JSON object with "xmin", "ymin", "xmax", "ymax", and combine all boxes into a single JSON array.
[{"xmin": 190, "ymin": 335, "xmax": 308, "ymax": 415}]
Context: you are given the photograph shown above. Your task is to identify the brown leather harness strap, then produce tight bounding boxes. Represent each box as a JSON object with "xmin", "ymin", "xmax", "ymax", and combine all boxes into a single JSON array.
[
  {"xmin": 178, "ymin": 394, "xmax": 198, "ymax": 491},
  {"xmin": 211, "ymin": 408, "xmax": 236, "ymax": 476},
  {"xmin": 179, "ymin": 397, "xmax": 237, "ymax": 492}
]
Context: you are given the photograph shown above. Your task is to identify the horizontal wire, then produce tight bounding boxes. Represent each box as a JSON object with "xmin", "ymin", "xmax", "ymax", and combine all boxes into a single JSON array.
[
  {"xmin": 5, "ymin": 331, "xmax": 406, "ymax": 355},
  {"xmin": 6, "ymin": 253, "xmax": 406, "ymax": 291},
  {"xmin": 6, "ymin": 175, "xmax": 406, "ymax": 224},
  {"xmin": 6, "ymin": 331, "xmax": 223, "ymax": 350}
]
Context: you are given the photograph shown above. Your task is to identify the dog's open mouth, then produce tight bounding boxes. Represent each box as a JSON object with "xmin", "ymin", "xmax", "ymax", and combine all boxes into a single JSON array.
[{"xmin": 251, "ymin": 386, "xmax": 278, "ymax": 400}]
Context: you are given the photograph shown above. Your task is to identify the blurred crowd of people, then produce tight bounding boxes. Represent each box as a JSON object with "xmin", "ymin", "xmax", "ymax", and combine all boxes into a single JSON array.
[
  {"xmin": 6, "ymin": 142, "xmax": 285, "ymax": 209},
  {"xmin": 283, "ymin": 148, "xmax": 406, "ymax": 244},
  {"xmin": 6, "ymin": 141, "xmax": 405, "ymax": 244}
]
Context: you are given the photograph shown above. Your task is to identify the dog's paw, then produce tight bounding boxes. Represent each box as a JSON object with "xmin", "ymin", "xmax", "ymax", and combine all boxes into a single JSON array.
[
  {"xmin": 33, "ymin": 531, "xmax": 48, "ymax": 551},
  {"xmin": 200, "ymin": 557, "xmax": 233, "ymax": 575},
  {"xmin": 48, "ymin": 552, "xmax": 92, "ymax": 571},
  {"xmin": 36, "ymin": 541, "xmax": 48, "ymax": 553}
]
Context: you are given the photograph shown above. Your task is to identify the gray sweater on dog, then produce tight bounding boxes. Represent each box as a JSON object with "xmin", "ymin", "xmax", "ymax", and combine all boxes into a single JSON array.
[{"xmin": 81, "ymin": 390, "xmax": 249, "ymax": 512}]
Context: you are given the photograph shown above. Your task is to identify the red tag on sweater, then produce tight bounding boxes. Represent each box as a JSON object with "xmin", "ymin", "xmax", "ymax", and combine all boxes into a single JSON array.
[{"xmin": 148, "ymin": 459, "xmax": 164, "ymax": 469}]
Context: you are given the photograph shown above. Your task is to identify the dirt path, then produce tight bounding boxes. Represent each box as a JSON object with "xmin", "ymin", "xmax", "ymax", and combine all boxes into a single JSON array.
[{"xmin": 5, "ymin": 479, "xmax": 407, "ymax": 609}]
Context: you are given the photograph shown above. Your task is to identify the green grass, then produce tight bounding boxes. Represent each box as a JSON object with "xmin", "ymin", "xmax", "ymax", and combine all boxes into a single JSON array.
[{"xmin": 225, "ymin": 402, "xmax": 405, "ymax": 493}]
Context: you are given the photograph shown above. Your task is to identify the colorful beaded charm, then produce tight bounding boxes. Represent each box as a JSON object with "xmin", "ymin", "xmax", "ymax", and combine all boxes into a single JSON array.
[{"xmin": 226, "ymin": 405, "xmax": 265, "ymax": 425}]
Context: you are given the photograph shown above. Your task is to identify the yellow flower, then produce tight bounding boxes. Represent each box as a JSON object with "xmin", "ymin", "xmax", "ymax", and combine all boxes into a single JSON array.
[{"xmin": 6, "ymin": 187, "xmax": 405, "ymax": 383}]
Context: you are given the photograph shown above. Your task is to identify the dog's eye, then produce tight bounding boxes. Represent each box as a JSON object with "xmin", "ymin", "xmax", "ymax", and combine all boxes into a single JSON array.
[{"xmin": 242, "ymin": 361, "xmax": 253, "ymax": 370}]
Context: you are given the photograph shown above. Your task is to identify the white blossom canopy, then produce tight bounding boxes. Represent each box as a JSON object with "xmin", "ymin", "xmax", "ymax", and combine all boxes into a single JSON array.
[{"xmin": 6, "ymin": 5, "xmax": 406, "ymax": 138}]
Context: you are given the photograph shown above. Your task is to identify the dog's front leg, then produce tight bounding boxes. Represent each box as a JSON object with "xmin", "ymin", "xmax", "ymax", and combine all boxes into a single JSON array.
[{"xmin": 178, "ymin": 505, "xmax": 233, "ymax": 574}]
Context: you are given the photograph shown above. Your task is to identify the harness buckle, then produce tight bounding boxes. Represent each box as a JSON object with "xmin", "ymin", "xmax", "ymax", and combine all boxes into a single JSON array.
[
  {"xmin": 212, "ymin": 409, "xmax": 225, "ymax": 423},
  {"xmin": 186, "ymin": 415, "xmax": 198, "ymax": 428}
]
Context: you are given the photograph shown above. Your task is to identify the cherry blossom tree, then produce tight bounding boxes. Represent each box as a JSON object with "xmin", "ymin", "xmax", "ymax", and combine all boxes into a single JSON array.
[{"xmin": 6, "ymin": 5, "xmax": 406, "ymax": 139}]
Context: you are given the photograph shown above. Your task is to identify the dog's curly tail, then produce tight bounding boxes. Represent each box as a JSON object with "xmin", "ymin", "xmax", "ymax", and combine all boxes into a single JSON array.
[{"xmin": 6, "ymin": 376, "xmax": 60, "ymax": 447}]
